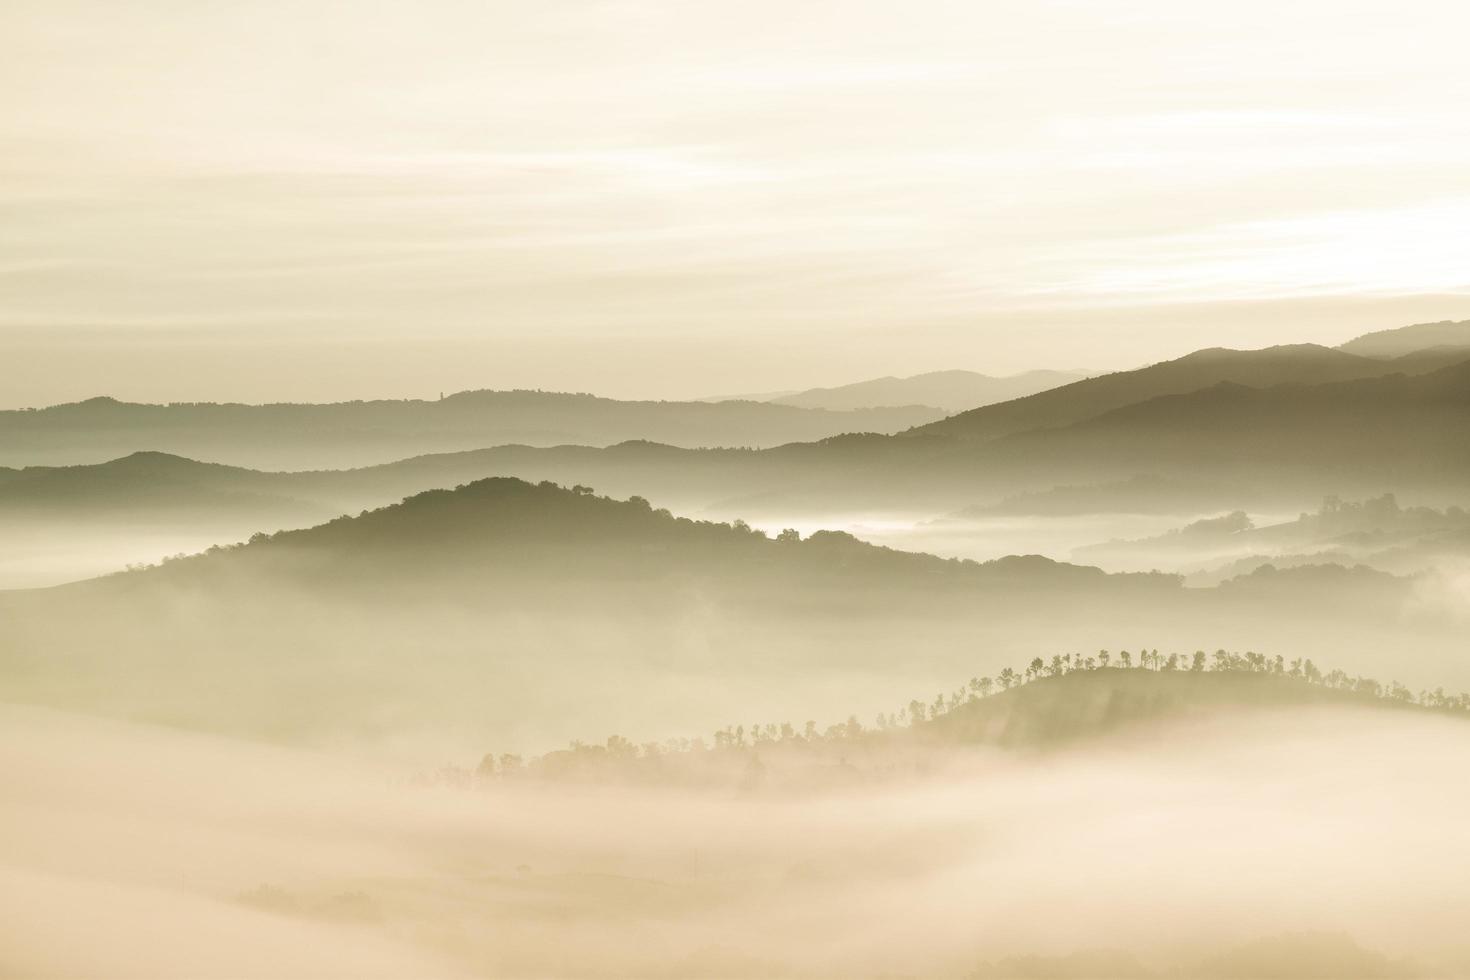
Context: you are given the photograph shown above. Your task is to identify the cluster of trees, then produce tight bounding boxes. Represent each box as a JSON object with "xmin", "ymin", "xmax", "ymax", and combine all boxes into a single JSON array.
[
  {"xmin": 435, "ymin": 650, "xmax": 1470, "ymax": 788},
  {"xmin": 1305, "ymin": 493, "xmax": 1469, "ymax": 536}
]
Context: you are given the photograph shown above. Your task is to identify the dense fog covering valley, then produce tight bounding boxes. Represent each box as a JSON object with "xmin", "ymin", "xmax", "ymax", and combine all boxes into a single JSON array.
[
  {"xmin": 6, "ymin": 320, "xmax": 1470, "ymax": 977},
  {"xmin": 7, "ymin": 673, "xmax": 1470, "ymax": 978}
]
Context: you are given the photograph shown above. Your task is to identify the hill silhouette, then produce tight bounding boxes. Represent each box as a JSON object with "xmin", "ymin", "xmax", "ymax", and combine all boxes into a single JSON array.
[
  {"xmin": 0, "ymin": 451, "xmax": 325, "ymax": 524},
  {"xmin": 923, "ymin": 666, "xmax": 1419, "ymax": 749},
  {"xmin": 10, "ymin": 349, "xmax": 1470, "ymax": 536},
  {"xmin": 1337, "ymin": 318, "xmax": 1470, "ymax": 358},
  {"xmin": 0, "ymin": 389, "xmax": 942, "ymax": 469},
  {"xmin": 974, "ymin": 359, "xmax": 1470, "ymax": 488},
  {"xmin": 106, "ymin": 477, "xmax": 1178, "ymax": 598},
  {"xmin": 13, "ymin": 353, "xmax": 1470, "ymax": 533},
  {"xmin": 770, "ymin": 369, "xmax": 1087, "ymax": 413},
  {"xmin": 904, "ymin": 343, "xmax": 1468, "ymax": 444}
]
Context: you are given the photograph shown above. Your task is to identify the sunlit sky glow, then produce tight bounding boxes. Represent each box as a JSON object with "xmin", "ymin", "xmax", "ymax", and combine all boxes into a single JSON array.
[{"xmin": 3, "ymin": 0, "xmax": 1469, "ymax": 405}]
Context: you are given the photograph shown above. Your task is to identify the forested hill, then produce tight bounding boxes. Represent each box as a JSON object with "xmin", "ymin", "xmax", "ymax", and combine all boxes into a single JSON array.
[
  {"xmin": 457, "ymin": 657, "xmax": 1469, "ymax": 789},
  {"xmin": 86, "ymin": 477, "xmax": 1178, "ymax": 598},
  {"xmin": 922, "ymin": 664, "xmax": 1419, "ymax": 747}
]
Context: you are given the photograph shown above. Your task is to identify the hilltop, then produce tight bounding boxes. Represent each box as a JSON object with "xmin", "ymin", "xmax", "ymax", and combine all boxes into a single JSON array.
[{"xmin": 95, "ymin": 477, "xmax": 1178, "ymax": 598}]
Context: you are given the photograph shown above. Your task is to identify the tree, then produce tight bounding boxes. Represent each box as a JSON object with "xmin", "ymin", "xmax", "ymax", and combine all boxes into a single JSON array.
[{"xmin": 777, "ymin": 528, "xmax": 801, "ymax": 543}]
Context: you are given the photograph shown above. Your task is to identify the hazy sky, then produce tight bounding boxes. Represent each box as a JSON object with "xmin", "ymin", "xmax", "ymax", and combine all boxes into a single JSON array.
[{"xmin": 4, "ymin": 0, "xmax": 1469, "ymax": 405}]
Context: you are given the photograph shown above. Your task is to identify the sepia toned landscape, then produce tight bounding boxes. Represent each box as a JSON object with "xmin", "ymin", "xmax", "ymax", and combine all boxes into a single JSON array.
[{"xmin": 4, "ymin": 1, "xmax": 1470, "ymax": 977}]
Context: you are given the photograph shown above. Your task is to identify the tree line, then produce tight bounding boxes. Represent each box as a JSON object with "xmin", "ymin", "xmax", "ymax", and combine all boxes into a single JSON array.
[{"xmin": 432, "ymin": 649, "xmax": 1470, "ymax": 788}]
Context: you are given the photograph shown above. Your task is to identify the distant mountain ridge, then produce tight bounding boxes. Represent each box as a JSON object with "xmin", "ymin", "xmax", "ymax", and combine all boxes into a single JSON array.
[
  {"xmin": 1337, "ymin": 318, "xmax": 1470, "ymax": 358},
  {"xmin": 12, "ymin": 354, "xmax": 1470, "ymax": 532},
  {"xmin": 0, "ymin": 389, "xmax": 943, "ymax": 469},
  {"xmin": 904, "ymin": 343, "xmax": 1470, "ymax": 444},
  {"xmin": 768, "ymin": 369, "xmax": 1088, "ymax": 413}
]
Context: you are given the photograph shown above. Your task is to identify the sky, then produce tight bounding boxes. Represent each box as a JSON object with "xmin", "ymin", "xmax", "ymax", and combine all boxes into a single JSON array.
[{"xmin": 3, "ymin": 0, "xmax": 1469, "ymax": 406}]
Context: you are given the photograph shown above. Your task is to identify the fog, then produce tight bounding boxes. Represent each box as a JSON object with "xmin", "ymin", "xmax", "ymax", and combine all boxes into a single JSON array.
[
  {"xmin": 0, "ymin": 522, "xmax": 255, "ymax": 590},
  {"xmin": 5, "ymin": 701, "xmax": 1469, "ymax": 979}
]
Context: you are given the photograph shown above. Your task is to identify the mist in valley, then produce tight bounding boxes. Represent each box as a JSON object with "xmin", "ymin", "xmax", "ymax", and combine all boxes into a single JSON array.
[
  {"xmin": 7, "ymin": 0, "xmax": 1470, "ymax": 974},
  {"xmin": 6, "ymin": 694, "xmax": 1470, "ymax": 979}
]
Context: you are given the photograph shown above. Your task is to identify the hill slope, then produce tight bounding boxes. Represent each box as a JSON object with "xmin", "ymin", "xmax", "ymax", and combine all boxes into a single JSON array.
[
  {"xmin": 924, "ymin": 667, "xmax": 1418, "ymax": 748},
  {"xmin": 0, "ymin": 451, "xmax": 324, "ymax": 524},
  {"xmin": 1337, "ymin": 318, "xmax": 1470, "ymax": 358},
  {"xmin": 904, "ymin": 343, "xmax": 1466, "ymax": 444},
  {"xmin": 979, "ymin": 359, "xmax": 1470, "ymax": 481},
  {"xmin": 770, "ymin": 369, "xmax": 1086, "ymax": 413}
]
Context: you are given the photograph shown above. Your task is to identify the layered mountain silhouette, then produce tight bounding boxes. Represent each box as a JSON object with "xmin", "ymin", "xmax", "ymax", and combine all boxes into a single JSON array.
[
  {"xmin": 9, "ymin": 319, "xmax": 1470, "ymax": 548},
  {"xmin": 974, "ymin": 359, "xmax": 1470, "ymax": 482},
  {"xmin": 0, "ymin": 389, "xmax": 943, "ymax": 469},
  {"xmin": 904, "ymin": 342, "xmax": 1470, "ymax": 444},
  {"xmin": 13, "ymin": 351, "xmax": 1470, "ymax": 528},
  {"xmin": 768, "ymin": 369, "xmax": 1087, "ymax": 413},
  {"xmin": 0, "ymin": 451, "xmax": 326, "ymax": 525}
]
